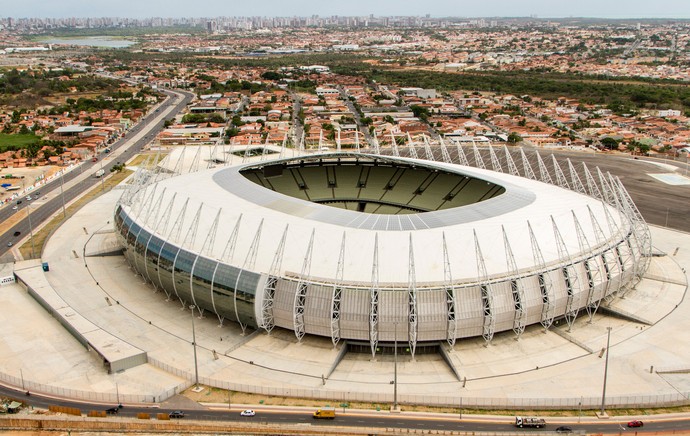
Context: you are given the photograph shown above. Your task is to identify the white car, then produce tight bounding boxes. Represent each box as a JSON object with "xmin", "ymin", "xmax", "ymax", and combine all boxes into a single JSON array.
[{"xmin": 240, "ymin": 409, "xmax": 255, "ymax": 417}]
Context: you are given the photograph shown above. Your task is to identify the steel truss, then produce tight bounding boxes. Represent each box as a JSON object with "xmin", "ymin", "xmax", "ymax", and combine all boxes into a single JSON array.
[
  {"xmin": 293, "ymin": 229, "xmax": 315, "ymax": 342},
  {"xmin": 529, "ymin": 221, "xmax": 555, "ymax": 330},
  {"xmin": 551, "ymin": 215, "xmax": 580, "ymax": 330},
  {"xmin": 209, "ymin": 214, "xmax": 243, "ymax": 326},
  {"xmin": 472, "ymin": 142, "xmax": 486, "ymax": 169},
  {"xmin": 535, "ymin": 150, "xmax": 553, "ymax": 184},
  {"xmin": 504, "ymin": 146, "xmax": 520, "ymax": 177},
  {"xmin": 330, "ymin": 232, "xmax": 346, "ymax": 348},
  {"xmin": 455, "ymin": 142, "xmax": 470, "ymax": 166},
  {"xmin": 368, "ymin": 234, "xmax": 380, "ymax": 358},
  {"xmin": 443, "ymin": 233, "xmax": 458, "ymax": 347},
  {"xmin": 502, "ymin": 226, "xmax": 526, "ymax": 338},
  {"xmin": 407, "ymin": 234, "xmax": 419, "ymax": 358},
  {"xmin": 520, "ymin": 148, "xmax": 537, "ymax": 180},
  {"xmin": 260, "ymin": 225, "xmax": 288, "ymax": 333},
  {"xmin": 488, "ymin": 145, "xmax": 503, "ymax": 173},
  {"xmin": 572, "ymin": 211, "xmax": 603, "ymax": 322},
  {"xmin": 474, "ymin": 230, "xmax": 495, "ymax": 343},
  {"xmin": 235, "ymin": 220, "xmax": 263, "ymax": 334}
]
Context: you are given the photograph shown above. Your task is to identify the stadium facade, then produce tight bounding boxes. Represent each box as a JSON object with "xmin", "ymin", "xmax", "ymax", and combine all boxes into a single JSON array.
[{"xmin": 115, "ymin": 148, "xmax": 651, "ymax": 357}]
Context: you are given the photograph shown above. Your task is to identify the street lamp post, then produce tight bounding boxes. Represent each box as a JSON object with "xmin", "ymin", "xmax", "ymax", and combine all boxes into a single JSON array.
[
  {"xmin": 600, "ymin": 327, "xmax": 612, "ymax": 416},
  {"xmin": 393, "ymin": 321, "xmax": 398, "ymax": 411},
  {"xmin": 190, "ymin": 305, "xmax": 200, "ymax": 389},
  {"xmin": 26, "ymin": 202, "xmax": 35, "ymax": 259},
  {"xmin": 59, "ymin": 169, "xmax": 66, "ymax": 218}
]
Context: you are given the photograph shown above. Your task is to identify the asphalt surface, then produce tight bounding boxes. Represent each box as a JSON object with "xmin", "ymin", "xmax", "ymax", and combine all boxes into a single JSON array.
[{"xmin": 0, "ymin": 383, "xmax": 680, "ymax": 433}]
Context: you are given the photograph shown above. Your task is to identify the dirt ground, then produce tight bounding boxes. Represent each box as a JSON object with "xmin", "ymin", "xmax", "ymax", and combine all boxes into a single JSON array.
[{"xmin": 0, "ymin": 165, "xmax": 62, "ymax": 206}]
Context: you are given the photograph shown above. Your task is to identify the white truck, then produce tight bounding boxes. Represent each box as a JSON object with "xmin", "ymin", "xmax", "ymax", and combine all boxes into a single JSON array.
[
  {"xmin": 515, "ymin": 416, "xmax": 546, "ymax": 428},
  {"xmin": 95, "ymin": 169, "xmax": 105, "ymax": 178}
]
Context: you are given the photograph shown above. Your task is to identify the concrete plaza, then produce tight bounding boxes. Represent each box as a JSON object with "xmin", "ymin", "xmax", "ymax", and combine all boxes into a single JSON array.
[{"xmin": 0, "ymin": 187, "xmax": 689, "ymax": 410}]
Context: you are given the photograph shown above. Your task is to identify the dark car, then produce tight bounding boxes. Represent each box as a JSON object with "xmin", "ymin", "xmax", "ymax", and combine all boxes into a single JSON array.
[
  {"xmin": 628, "ymin": 420, "xmax": 644, "ymax": 428},
  {"xmin": 105, "ymin": 407, "xmax": 119, "ymax": 414},
  {"xmin": 556, "ymin": 426, "xmax": 573, "ymax": 433},
  {"xmin": 169, "ymin": 410, "xmax": 185, "ymax": 418},
  {"xmin": 13, "ymin": 231, "xmax": 21, "ymax": 237}
]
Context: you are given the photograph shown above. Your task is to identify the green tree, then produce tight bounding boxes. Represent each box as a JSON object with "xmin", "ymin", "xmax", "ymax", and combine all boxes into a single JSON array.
[
  {"xmin": 507, "ymin": 132, "xmax": 523, "ymax": 143},
  {"xmin": 600, "ymin": 137, "xmax": 619, "ymax": 150}
]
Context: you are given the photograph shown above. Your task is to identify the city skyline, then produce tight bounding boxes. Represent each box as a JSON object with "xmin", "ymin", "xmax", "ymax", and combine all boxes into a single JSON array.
[{"xmin": 4, "ymin": 0, "xmax": 690, "ymax": 20}]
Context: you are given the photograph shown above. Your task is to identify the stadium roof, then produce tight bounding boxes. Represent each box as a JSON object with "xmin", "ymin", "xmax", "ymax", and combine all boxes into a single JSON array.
[{"xmin": 127, "ymin": 153, "xmax": 622, "ymax": 285}]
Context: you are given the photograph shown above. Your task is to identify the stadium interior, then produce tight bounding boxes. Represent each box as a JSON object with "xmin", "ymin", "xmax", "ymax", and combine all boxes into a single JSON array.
[{"xmin": 241, "ymin": 156, "xmax": 506, "ymax": 214}]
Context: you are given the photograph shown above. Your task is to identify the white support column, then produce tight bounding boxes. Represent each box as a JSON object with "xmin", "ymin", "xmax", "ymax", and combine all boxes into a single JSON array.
[
  {"xmin": 330, "ymin": 232, "xmax": 346, "ymax": 348},
  {"xmin": 573, "ymin": 211, "xmax": 603, "ymax": 321},
  {"xmin": 391, "ymin": 133, "xmax": 400, "ymax": 157},
  {"xmin": 169, "ymin": 198, "xmax": 191, "ymax": 306},
  {"xmin": 171, "ymin": 146, "xmax": 187, "ymax": 176},
  {"xmin": 190, "ymin": 146, "xmax": 202, "ymax": 174},
  {"xmin": 503, "ymin": 145, "xmax": 520, "ymax": 177},
  {"xmin": 406, "ymin": 133, "xmax": 418, "ymax": 159},
  {"xmin": 551, "ymin": 155, "xmax": 570, "ymax": 190},
  {"xmin": 184, "ymin": 204, "xmax": 204, "ymax": 310},
  {"xmin": 567, "ymin": 159, "xmax": 587, "ymax": 195},
  {"xmin": 472, "ymin": 142, "xmax": 486, "ymax": 169},
  {"xmin": 488, "ymin": 145, "xmax": 503, "ymax": 172},
  {"xmin": 440, "ymin": 137, "xmax": 452, "ymax": 163},
  {"xmin": 535, "ymin": 150, "xmax": 553, "ymax": 185},
  {"xmin": 260, "ymin": 225, "xmax": 288, "ymax": 333},
  {"xmin": 209, "ymin": 214, "xmax": 243, "ymax": 326},
  {"xmin": 200, "ymin": 209, "xmax": 222, "ymax": 257},
  {"xmin": 551, "ymin": 215, "xmax": 580, "ymax": 330},
  {"xmin": 154, "ymin": 193, "xmax": 178, "ymax": 300},
  {"xmin": 582, "ymin": 163, "xmax": 603, "ymax": 201},
  {"xmin": 455, "ymin": 142, "xmax": 470, "ymax": 166},
  {"xmin": 407, "ymin": 234, "xmax": 418, "ymax": 358},
  {"xmin": 368, "ymin": 234, "xmax": 380, "ymax": 359},
  {"xmin": 169, "ymin": 198, "xmax": 190, "ymax": 245},
  {"xmin": 520, "ymin": 148, "xmax": 537, "ymax": 180},
  {"xmin": 221, "ymin": 214, "xmax": 243, "ymax": 265},
  {"xmin": 143, "ymin": 188, "xmax": 168, "ymax": 289},
  {"xmin": 422, "ymin": 135, "xmax": 435, "ymax": 161},
  {"xmin": 236, "ymin": 219, "xmax": 264, "ymax": 334},
  {"xmin": 442, "ymin": 233, "xmax": 458, "ymax": 347},
  {"xmin": 528, "ymin": 220, "xmax": 555, "ymax": 330},
  {"xmin": 502, "ymin": 226, "xmax": 526, "ymax": 338},
  {"xmin": 474, "ymin": 230, "xmax": 495, "ymax": 344},
  {"xmin": 293, "ymin": 229, "xmax": 315, "ymax": 343}
]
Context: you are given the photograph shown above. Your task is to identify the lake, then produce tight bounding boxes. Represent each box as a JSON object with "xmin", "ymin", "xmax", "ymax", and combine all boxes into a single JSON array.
[{"xmin": 41, "ymin": 36, "xmax": 136, "ymax": 48}]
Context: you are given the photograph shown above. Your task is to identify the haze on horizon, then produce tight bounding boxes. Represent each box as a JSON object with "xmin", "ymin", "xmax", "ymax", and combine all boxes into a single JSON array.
[{"xmin": 5, "ymin": 0, "xmax": 690, "ymax": 20}]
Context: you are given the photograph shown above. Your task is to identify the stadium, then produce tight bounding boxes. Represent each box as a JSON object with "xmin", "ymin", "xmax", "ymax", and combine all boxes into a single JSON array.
[{"xmin": 114, "ymin": 149, "xmax": 652, "ymax": 357}]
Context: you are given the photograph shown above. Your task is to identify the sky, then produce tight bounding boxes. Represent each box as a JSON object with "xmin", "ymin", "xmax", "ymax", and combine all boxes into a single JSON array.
[{"xmin": 5, "ymin": 0, "xmax": 690, "ymax": 19}]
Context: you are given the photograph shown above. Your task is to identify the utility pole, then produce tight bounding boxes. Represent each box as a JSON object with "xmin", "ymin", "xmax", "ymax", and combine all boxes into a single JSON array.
[
  {"xmin": 600, "ymin": 327, "xmax": 612, "ymax": 416},
  {"xmin": 59, "ymin": 169, "xmax": 66, "ymax": 218},
  {"xmin": 190, "ymin": 305, "xmax": 200, "ymax": 389},
  {"xmin": 393, "ymin": 321, "xmax": 398, "ymax": 411},
  {"xmin": 26, "ymin": 203, "xmax": 35, "ymax": 259}
]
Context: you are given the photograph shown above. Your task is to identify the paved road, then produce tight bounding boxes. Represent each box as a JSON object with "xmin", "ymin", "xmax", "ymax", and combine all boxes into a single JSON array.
[
  {"xmin": 0, "ymin": 383, "xmax": 679, "ymax": 433},
  {"xmin": 0, "ymin": 88, "xmax": 194, "ymax": 260}
]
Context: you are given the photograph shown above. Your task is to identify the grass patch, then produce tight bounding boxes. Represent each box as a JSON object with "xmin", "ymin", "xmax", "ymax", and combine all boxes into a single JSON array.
[
  {"xmin": 18, "ymin": 169, "xmax": 132, "ymax": 259},
  {"xmin": 0, "ymin": 133, "xmax": 41, "ymax": 152}
]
